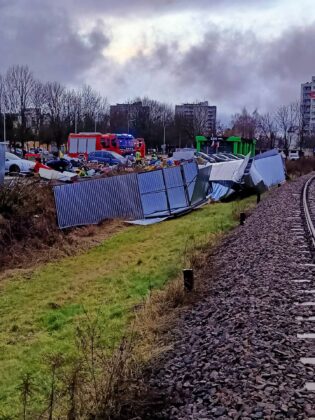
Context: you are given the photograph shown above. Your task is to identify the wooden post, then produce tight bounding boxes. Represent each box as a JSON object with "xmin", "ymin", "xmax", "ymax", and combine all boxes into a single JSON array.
[
  {"xmin": 183, "ymin": 269, "xmax": 194, "ymax": 292},
  {"xmin": 256, "ymin": 192, "xmax": 261, "ymax": 203}
]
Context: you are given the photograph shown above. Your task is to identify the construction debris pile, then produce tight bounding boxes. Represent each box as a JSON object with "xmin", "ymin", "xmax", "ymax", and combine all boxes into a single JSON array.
[
  {"xmin": 207, "ymin": 149, "xmax": 286, "ymax": 201},
  {"xmin": 0, "ymin": 146, "xmax": 286, "ymax": 229}
]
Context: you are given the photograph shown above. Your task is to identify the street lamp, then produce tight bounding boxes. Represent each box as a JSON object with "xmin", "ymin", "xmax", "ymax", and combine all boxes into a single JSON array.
[
  {"xmin": 163, "ymin": 114, "xmax": 166, "ymax": 154},
  {"xmin": 157, "ymin": 114, "xmax": 167, "ymax": 154}
]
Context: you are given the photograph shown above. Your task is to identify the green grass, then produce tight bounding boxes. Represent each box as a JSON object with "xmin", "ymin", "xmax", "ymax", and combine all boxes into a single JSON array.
[{"xmin": 0, "ymin": 198, "xmax": 255, "ymax": 417}]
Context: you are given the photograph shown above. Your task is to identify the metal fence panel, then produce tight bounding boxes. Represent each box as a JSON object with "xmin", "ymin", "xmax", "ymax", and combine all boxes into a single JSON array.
[
  {"xmin": 53, "ymin": 162, "xmax": 211, "ymax": 229},
  {"xmin": 182, "ymin": 161, "xmax": 198, "ymax": 201},
  {"xmin": 54, "ymin": 174, "xmax": 144, "ymax": 229},
  {"xmin": 0, "ymin": 143, "xmax": 5, "ymax": 185},
  {"xmin": 138, "ymin": 170, "xmax": 169, "ymax": 217},
  {"xmin": 191, "ymin": 165, "xmax": 212, "ymax": 205},
  {"xmin": 163, "ymin": 166, "xmax": 188, "ymax": 212}
]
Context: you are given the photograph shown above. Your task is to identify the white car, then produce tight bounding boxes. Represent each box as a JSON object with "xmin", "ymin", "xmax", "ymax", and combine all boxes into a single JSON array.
[
  {"xmin": 288, "ymin": 150, "xmax": 300, "ymax": 160},
  {"xmin": 5, "ymin": 152, "xmax": 35, "ymax": 173}
]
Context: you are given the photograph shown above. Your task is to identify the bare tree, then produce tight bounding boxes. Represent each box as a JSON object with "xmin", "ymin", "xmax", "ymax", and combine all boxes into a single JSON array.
[
  {"xmin": 30, "ymin": 80, "xmax": 47, "ymax": 140},
  {"xmin": 81, "ymin": 85, "xmax": 103, "ymax": 131},
  {"xmin": 275, "ymin": 105, "xmax": 289, "ymax": 151},
  {"xmin": 44, "ymin": 81, "xmax": 66, "ymax": 149},
  {"xmin": 5, "ymin": 65, "xmax": 35, "ymax": 147},
  {"xmin": 231, "ymin": 107, "xmax": 259, "ymax": 139},
  {"xmin": 275, "ymin": 103, "xmax": 299, "ymax": 154},
  {"xmin": 0, "ymin": 74, "xmax": 6, "ymax": 140},
  {"xmin": 257, "ymin": 112, "xmax": 277, "ymax": 149}
]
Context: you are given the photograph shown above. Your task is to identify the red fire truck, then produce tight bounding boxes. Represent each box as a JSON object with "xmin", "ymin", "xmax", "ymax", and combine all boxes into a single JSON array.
[{"xmin": 67, "ymin": 132, "xmax": 146, "ymax": 158}]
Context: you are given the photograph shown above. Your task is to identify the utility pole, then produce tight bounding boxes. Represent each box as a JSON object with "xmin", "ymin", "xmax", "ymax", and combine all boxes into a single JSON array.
[
  {"xmin": 74, "ymin": 113, "xmax": 77, "ymax": 134},
  {"xmin": 3, "ymin": 109, "xmax": 6, "ymax": 142},
  {"xmin": 163, "ymin": 113, "xmax": 166, "ymax": 154},
  {"xmin": 94, "ymin": 113, "xmax": 98, "ymax": 132}
]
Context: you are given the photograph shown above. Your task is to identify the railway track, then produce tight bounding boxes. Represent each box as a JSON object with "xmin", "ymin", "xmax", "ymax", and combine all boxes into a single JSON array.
[
  {"xmin": 135, "ymin": 176, "xmax": 315, "ymax": 419},
  {"xmin": 299, "ymin": 175, "xmax": 315, "ymax": 397},
  {"xmin": 303, "ymin": 175, "xmax": 315, "ymax": 249}
]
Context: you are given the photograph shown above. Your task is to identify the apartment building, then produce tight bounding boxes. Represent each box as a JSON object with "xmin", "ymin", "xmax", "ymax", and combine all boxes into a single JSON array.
[
  {"xmin": 301, "ymin": 76, "xmax": 315, "ymax": 134},
  {"xmin": 175, "ymin": 101, "xmax": 217, "ymax": 135}
]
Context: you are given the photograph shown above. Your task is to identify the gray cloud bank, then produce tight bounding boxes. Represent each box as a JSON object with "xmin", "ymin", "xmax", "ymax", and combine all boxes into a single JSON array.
[
  {"xmin": 104, "ymin": 24, "xmax": 315, "ymax": 113},
  {"xmin": 0, "ymin": 0, "xmax": 110, "ymax": 83},
  {"xmin": 66, "ymin": 0, "xmax": 275, "ymax": 16},
  {"xmin": 0, "ymin": 0, "xmax": 313, "ymax": 114}
]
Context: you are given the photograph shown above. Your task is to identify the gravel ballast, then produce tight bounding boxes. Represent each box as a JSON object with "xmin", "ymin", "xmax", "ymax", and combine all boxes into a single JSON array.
[{"xmin": 138, "ymin": 176, "xmax": 315, "ymax": 419}]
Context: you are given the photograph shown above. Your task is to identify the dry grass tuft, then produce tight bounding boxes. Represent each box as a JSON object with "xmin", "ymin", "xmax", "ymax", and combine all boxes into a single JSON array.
[
  {"xmin": 0, "ymin": 180, "xmax": 124, "ymax": 272},
  {"xmin": 286, "ymin": 157, "xmax": 315, "ymax": 178},
  {"xmin": 0, "ymin": 179, "xmax": 63, "ymax": 270}
]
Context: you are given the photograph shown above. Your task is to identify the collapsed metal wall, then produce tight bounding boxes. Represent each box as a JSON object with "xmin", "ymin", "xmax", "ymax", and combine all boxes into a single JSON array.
[
  {"xmin": 54, "ymin": 173, "xmax": 144, "ymax": 229},
  {"xmin": 54, "ymin": 162, "xmax": 210, "ymax": 229},
  {"xmin": 0, "ymin": 143, "xmax": 5, "ymax": 185}
]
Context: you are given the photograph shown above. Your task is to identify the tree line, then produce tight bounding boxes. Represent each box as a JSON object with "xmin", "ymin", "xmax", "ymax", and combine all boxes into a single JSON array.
[
  {"xmin": 0, "ymin": 64, "xmax": 310, "ymax": 152},
  {"xmin": 229, "ymin": 104, "xmax": 312, "ymax": 153}
]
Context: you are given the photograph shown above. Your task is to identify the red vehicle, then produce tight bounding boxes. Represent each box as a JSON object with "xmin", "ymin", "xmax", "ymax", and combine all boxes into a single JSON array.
[{"xmin": 67, "ymin": 132, "xmax": 146, "ymax": 159}]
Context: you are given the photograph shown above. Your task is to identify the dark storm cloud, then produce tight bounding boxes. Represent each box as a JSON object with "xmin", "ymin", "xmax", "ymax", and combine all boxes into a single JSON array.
[
  {"xmin": 0, "ymin": 0, "xmax": 313, "ymax": 114},
  {"xmin": 108, "ymin": 23, "xmax": 315, "ymax": 112},
  {"xmin": 0, "ymin": 0, "xmax": 110, "ymax": 83}
]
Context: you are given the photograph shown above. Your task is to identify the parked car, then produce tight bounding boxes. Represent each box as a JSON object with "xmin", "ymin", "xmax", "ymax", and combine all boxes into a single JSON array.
[
  {"xmin": 46, "ymin": 158, "xmax": 72, "ymax": 172},
  {"xmin": 88, "ymin": 151, "xmax": 127, "ymax": 165},
  {"xmin": 288, "ymin": 150, "xmax": 299, "ymax": 160},
  {"xmin": 63, "ymin": 155, "xmax": 85, "ymax": 168},
  {"xmin": 5, "ymin": 152, "xmax": 35, "ymax": 173}
]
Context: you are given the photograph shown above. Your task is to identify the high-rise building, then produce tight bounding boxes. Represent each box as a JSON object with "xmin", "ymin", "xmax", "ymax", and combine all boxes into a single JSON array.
[
  {"xmin": 175, "ymin": 101, "xmax": 216, "ymax": 135},
  {"xmin": 301, "ymin": 76, "xmax": 315, "ymax": 133}
]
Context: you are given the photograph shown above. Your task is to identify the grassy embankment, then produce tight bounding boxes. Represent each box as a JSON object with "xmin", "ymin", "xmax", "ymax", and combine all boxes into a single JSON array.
[{"xmin": 0, "ymin": 198, "xmax": 255, "ymax": 417}]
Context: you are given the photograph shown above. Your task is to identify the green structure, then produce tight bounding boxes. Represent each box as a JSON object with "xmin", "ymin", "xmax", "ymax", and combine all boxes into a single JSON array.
[
  {"xmin": 226, "ymin": 136, "xmax": 256, "ymax": 156},
  {"xmin": 195, "ymin": 135, "xmax": 256, "ymax": 157},
  {"xmin": 195, "ymin": 135, "xmax": 207, "ymax": 152}
]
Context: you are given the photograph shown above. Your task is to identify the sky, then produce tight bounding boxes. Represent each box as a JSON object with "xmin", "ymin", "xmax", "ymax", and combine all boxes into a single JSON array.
[{"xmin": 0, "ymin": 0, "xmax": 315, "ymax": 119}]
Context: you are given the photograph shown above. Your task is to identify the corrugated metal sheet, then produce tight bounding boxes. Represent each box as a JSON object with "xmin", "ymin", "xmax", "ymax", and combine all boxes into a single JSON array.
[
  {"xmin": 242, "ymin": 150, "xmax": 286, "ymax": 192},
  {"xmin": 210, "ymin": 181, "xmax": 234, "ymax": 201},
  {"xmin": 0, "ymin": 143, "xmax": 5, "ymax": 185},
  {"xmin": 254, "ymin": 149, "xmax": 279, "ymax": 160},
  {"xmin": 209, "ymin": 160, "xmax": 244, "ymax": 181},
  {"xmin": 53, "ymin": 162, "xmax": 211, "ymax": 229},
  {"xmin": 54, "ymin": 174, "xmax": 144, "ymax": 229},
  {"xmin": 251, "ymin": 154, "xmax": 285, "ymax": 188}
]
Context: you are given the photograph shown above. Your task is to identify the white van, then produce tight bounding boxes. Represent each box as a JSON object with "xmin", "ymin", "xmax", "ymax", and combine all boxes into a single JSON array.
[{"xmin": 288, "ymin": 150, "xmax": 299, "ymax": 160}]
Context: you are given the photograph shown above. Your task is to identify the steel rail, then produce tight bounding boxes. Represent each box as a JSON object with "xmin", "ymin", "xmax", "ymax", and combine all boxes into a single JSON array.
[{"xmin": 302, "ymin": 175, "xmax": 315, "ymax": 248}]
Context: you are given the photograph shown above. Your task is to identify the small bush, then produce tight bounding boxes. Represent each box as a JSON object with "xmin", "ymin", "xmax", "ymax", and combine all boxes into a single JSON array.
[{"xmin": 0, "ymin": 179, "xmax": 62, "ymax": 269}]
